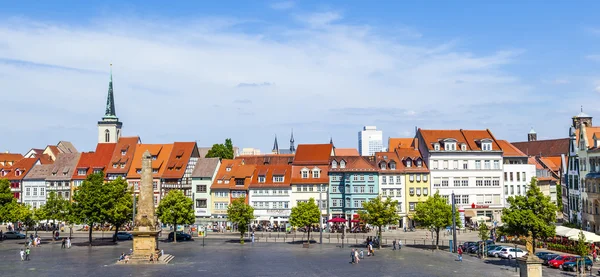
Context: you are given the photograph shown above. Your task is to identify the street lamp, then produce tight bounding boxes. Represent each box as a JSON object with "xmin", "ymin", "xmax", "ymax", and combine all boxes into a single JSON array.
[
  {"xmin": 320, "ymin": 184, "xmax": 323, "ymax": 245},
  {"xmin": 451, "ymin": 191, "xmax": 457, "ymax": 253}
]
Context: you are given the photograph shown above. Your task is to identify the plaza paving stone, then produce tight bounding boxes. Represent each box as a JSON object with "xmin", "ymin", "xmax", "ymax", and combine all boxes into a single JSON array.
[{"xmin": 0, "ymin": 238, "xmax": 579, "ymax": 277}]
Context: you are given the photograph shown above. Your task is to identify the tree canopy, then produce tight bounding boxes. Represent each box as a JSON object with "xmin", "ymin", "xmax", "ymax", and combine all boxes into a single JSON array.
[
  {"xmin": 414, "ymin": 191, "xmax": 460, "ymax": 248},
  {"xmin": 290, "ymin": 198, "xmax": 321, "ymax": 244},
  {"xmin": 104, "ymin": 177, "xmax": 133, "ymax": 242},
  {"xmin": 227, "ymin": 197, "xmax": 255, "ymax": 244},
  {"xmin": 358, "ymin": 196, "xmax": 400, "ymax": 248},
  {"xmin": 41, "ymin": 191, "xmax": 71, "ymax": 225},
  {"xmin": 157, "ymin": 190, "xmax": 194, "ymax": 242},
  {"xmin": 501, "ymin": 177, "xmax": 557, "ymax": 253},
  {"xmin": 0, "ymin": 179, "xmax": 19, "ymax": 223},
  {"xmin": 205, "ymin": 138, "xmax": 234, "ymax": 159},
  {"xmin": 72, "ymin": 172, "xmax": 110, "ymax": 245}
]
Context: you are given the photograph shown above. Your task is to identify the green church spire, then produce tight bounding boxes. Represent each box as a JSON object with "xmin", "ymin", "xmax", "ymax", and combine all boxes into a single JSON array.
[{"xmin": 104, "ymin": 64, "xmax": 116, "ymax": 117}]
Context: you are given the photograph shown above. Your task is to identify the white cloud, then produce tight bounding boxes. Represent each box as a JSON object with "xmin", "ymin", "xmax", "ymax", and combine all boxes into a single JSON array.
[
  {"xmin": 596, "ymin": 86, "xmax": 600, "ymax": 93},
  {"xmin": 270, "ymin": 1, "xmax": 295, "ymax": 10},
  {"xmin": 0, "ymin": 13, "xmax": 558, "ymax": 153}
]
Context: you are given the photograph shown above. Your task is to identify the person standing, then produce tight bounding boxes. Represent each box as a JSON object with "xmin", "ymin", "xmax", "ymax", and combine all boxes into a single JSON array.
[
  {"xmin": 19, "ymin": 249, "xmax": 24, "ymax": 261},
  {"xmin": 457, "ymin": 246, "xmax": 463, "ymax": 262},
  {"xmin": 399, "ymin": 239, "xmax": 402, "ymax": 250},
  {"xmin": 392, "ymin": 239, "xmax": 397, "ymax": 250},
  {"xmin": 350, "ymin": 248, "xmax": 356, "ymax": 264},
  {"xmin": 61, "ymin": 238, "xmax": 66, "ymax": 249},
  {"xmin": 354, "ymin": 249, "xmax": 360, "ymax": 264},
  {"xmin": 251, "ymin": 231, "xmax": 255, "ymax": 244},
  {"xmin": 67, "ymin": 237, "xmax": 71, "ymax": 249},
  {"xmin": 25, "ymin": 248, "xmax": 30, "ymax": 261}
]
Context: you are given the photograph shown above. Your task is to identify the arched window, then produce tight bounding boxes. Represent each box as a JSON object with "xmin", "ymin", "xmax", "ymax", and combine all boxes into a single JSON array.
[
  {"xmin": 105, "ymin": 129, "xmax": 110, "ymax": 142},
  {"xmin": 331, "ymin": 160, "xmax": 338, "ymax": 168}
]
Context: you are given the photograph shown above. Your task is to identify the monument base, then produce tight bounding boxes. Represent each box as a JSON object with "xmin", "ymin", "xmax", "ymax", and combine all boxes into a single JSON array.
[
  {"xmin": 117, "ymin": 227, "xmax": 174, "ymax": 265},
  {"xmin": 517, "ymin": 256, "xmax": 543, "ymax": 277}
]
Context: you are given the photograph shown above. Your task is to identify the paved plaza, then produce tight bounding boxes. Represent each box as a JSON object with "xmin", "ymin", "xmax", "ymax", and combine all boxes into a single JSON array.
[{"xmin": 0, "ymin": 234, "xmax": 580, "ymax": 277}]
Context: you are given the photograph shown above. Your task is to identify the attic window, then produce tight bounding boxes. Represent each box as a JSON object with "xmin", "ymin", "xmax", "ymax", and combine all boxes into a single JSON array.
[
  {"xmin": 0, "ymin": 170, "xmax": 4, "ymax": 176},
  {"xmin": 444, "ymin": 142, "xmax": 456, "ymax": 151},
  {"xmin": 301, "ymin": 168, "xmax": 309, "ymax": 178},
  {"xmin": 312, "ymin": 168, "xmax": 321, "ymax": 178},
  {"xmin": 226, "ymin": 166, "xmax": 232, "ymax": 172},
  {"xmin": 273, "ymin": 175, "xmax": 284, "ymax": 182},
  {"xmin": 93, "ymin": 169, "xmax": 102, "ymax": 174},
  {"xmin": 380, "ymin": 162, "xmax": 387, "ymax": 170},
  {"xmin": 390, "ymin": 161, "xmax": 396, "ymax": 170},
  {"xmin": 152, "ymin": 155, "xmax": 158, "ymax": 160},
  {"xmin": 15, "ymin": 170, "xmax": 21, "ymax": 176},
  {"xmin": 331, "ymin": 160, "xmax": 337, "ymax": 169},
  {"xmin": 434, "ymin": 143, "xmax": 440, "ymax": 151},
  {"xmin": 406, "ymin": 159, "xmax": 412, "ymax": 168},
  {"xmin": 481, "ymin": 142, "xmax": 492, "ymax": 151},
  {"xmin": 77, "ymin": 169, "xmax": 87, "ymax": 176},
  {"xmin": 258, "ymin": 175, "xmax": 266, "ymax": 183},
  {"xmin": 340, "ymin": 160, "xmax": 346, "ymax": 168},
  {"xmin": 52, "ymin": 172, "xmax": 57, "ymax": 176},
  {"xmin": 461, "ymin": 144, "xmax": 467, "ymax": 151},
  {"xmin": 152, "ymin": 169, "xmax": 158, "ymax": 173},
  {"xmin": 136, "ymin": 169, "xmax": 141, "ymax": 174},
  {"xmin": 121, "ymin": 150, "xmax": 126, "ymax": 155},
  {"xmin": 416, "ymin": 160, "xmax": 422, "ymax": 167},
  {"xmin": 217, "ymin": 180, "xmax": 223, "ymax": 184},
  {"xmin": 120, "ymin": 163, "xmax": 125, "ymax": 168},
  {"xmin": 113, "ymin": 163, "xmax": 118, "ymax": 168}
]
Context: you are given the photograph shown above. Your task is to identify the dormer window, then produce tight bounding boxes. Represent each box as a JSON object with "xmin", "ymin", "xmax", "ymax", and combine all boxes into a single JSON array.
[
  {"xmin": 312, "ymin": 167, "xmax": 321, "ymax": 178},
  {"xmin": 217, "ymin": 180, "xmax": 223, "ymax": 184},
  {"xmin": 120, "ymin": 163, "xmax": 125, "ymax": 168},
  {"xmin": 258, "ymin": 175, "xmax": 266, "ymax": 183},
  {"xmin": 273, "ymin": 175, "xmax": 284, "ymax": 182},
  {"xmin": 390, "ymin": 161, "xmax": 396, "ymax": 170},
  {"xmin": 152, "ymin": 169, "xmax": 158, "ymax": 173},
  {"xmin": 15, "ymin": 170, "xmax": 21, "ymax": 176},
  {"xmin": 444, "ymin": 142, "xmax": 456, "ymax": 151},
  {"xmin": 121, "ymin": 150, "xmax": 126, "ymax": 155},
  {"xmin": 380, "ymin": 162, "xmax": 387, "ymax": 170},
  {"xmin": 461, "ymin": 144, "xmax": 467, "ymax": 151},
  {"xmin": 152, "ymin": 155, "xmax": 158, "ymax": 160},
  {"xmin": 406, "ymin": 159, "xmax": 412, "ymax": 168},
  {"xmin": 301, "ymin": 168, "xmax": 309, "ymax": 178},
  {"xmin": 481, "ymin": 141, "xmax": 492, "ymax": 151},
  {"xmin": 226, "ymin": 166, "xmax": 232, "ymax": 172},
  {"xmin": 77, "ymin": 169, "xmax": 87, "ymax": 176},
  {"xmin": 331, "ymin": 160, "xmax": 338, "ymax": 169},
  {"xmin": 340, "ymin": 160, "xmax": 346, "ymax": 168},
  {"xmin": 416, "ymin": 160, "xmax": 422, "ymax": 167},
  {"xmin": 113, "ymin": 163, "xmax": 118, "ymax": 168},
  {"xmin": 0, "ymin": 170, "xmax": 5, "ymax": 176},
  {"xmin": 434, "ymin": 143, "xmax": 440, "ymax": 151},
  {"xmin": 136, "ymin": 169, "xmax": 141, "ymax": 174}
]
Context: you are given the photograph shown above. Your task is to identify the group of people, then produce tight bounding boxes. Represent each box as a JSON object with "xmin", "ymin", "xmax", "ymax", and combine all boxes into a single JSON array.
[
  {"xmin": 392, "ymin": 239, "xmax": 402, "ymax": 250},
  {"xmin": 27, "ymin": 234, "xmax": 42, "ymax": 248},
  {"xmin": 350, "ymin": 239, "xmax": 378, "ymax": 264},
  {"xmin": 19, "ymin": 248, "xmax": 31, "ymax": 261},
  {"xmin": 60, "ymin": 237, "xmax": 72, "ymax": 249}
]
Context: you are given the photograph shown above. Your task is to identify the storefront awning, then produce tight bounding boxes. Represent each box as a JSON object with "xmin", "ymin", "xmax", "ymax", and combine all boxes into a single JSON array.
[
  {"xmin": 255, "ymin": 216, "xmax": 271, "ymax": 221},
  {"xmin": 464, "ymin": 210, "xmax": 476, "ymax": 218}
]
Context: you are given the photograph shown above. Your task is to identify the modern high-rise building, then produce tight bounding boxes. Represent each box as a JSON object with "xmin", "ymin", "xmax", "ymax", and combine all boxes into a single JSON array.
[{"xmin": 358, "ymin": 126, "xmax": 383, "ymax": 156}]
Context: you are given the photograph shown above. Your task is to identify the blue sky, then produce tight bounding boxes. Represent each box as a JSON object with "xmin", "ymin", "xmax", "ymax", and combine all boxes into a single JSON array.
[{"xmin": 1, "ymin": 0, "xmax": 600, "ymax": 153}]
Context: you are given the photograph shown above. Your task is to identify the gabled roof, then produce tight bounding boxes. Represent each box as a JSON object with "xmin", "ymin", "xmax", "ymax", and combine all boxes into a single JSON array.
[
  {"xmin": 211, "ymin": 159, "xmax": 256, "ymax": 189},
  {"xmin": 57, "ymin": 141, "xmax": 78, "ymax": 154},
  {"xmin": 249, "ymin": 164, "xmax": 292, "ymax": 188},
  {"xmin": 3, "ymin": 158, "xmax": 40, "ymax": 181},
  {"xmin": 236, "ymin": 154, "xmax": 295, "ymax": 165},
  {"xmin": 46, "ymin": 153, "xmax": 81, "ymax": 181},
  {"xmin": 127, "ymin": 144, "xmax": 173, "ymax": 179},
  {"xmin": 46, "ymin": 145, "xmax": 61, "ymax": 157},
  {"xmin": 191, "ymin": 158, "xmax": 220, "ymax": 178},
  {"xmin": 576, "ymin": 127, "xmax": 600, "ymax": 150},
  {"xmin": 330, "ymin": 156, "xmax": 377, "ymax": 172},
  {"xmin": 539, "ymin": 157, "xmax": 561, "ymax": 172},
  {"xmin": 511, "ymin": 138, "xmax": 569, "ymax": 157},
  {"xmin": 375, "ymin": 151, "xmax": 403, "ymax": 173},
  {"xmin": 72, "ymin": 143, "xmax": 116, "ymax": 180},
  {"xmin": 162, "ymin": 142, "xmax": 198, "ymax": 179},
  {"xmin": 528, "ymin": 157, "xmax": 545, "ymax": 170},
  {"xmin": 293, "ymin": 144, "xmax": 333, "ymax": 165},
  {"xmin": 0, "ymin": 153, "xmax": 24, "ymax": 165},
  {"xmin": 497, "ymin": 140, "xmax": 527, "ymax": 157},
  {"xmin": 418, "ymin": 129, "xmax": 501, "ymax": 151},
  {"xmin": 23, "ymin": 164, "xmax": 53, "ymax": 180},
  {"xmin": 394, "ymin": 148, "xmax": 429, "ymax": 173},
  {"xmin": 334, "ymin": 148, "xmax": 360, "ymax": 156},
  {"xmin": 290, "ymin": 164, "xmax": 330, "ymax": 184},
  {"xmin": 388, "ymin": 138, "xmax": 415, "ymax": 150},
  {"xmin": 106, "ymin": 136, "xmax": 140, "ymax": 175}
]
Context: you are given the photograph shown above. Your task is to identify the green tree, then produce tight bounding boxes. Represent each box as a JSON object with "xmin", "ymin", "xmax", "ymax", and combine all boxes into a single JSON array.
[
  {"xmin": 0, "ymin": 179, "xmax": 18, "ymax": 223},
  {"xmin": 156, "ymin": 190, "xmax": 195, "ymax": 243},
  {"xmin": 227, "ymin": 197, "xmax": 255, "ymax": 244},
  {"xmin": 501, "ymin": 177, "xmax": 557, "ymax": 254},
  {"xmin": 358, "ymin": 196, "xmax": 400, "ymax": 249},
  {"xmin": 556, "ymin": 183, "xmax": 563, "ymax": 212},
  {"xmin": 575, "ymin": 230, "xmax": 588, "ymax": 274},
  {"xmin": 104, "ymin": 177, "xmax": 133, "ymax": 242},
  {"xmin": 479, "ymin": 223, "xmax": 490, "ymax": 241},
  {"xmin": 41, "ymin": 191, "xmax": 71, "ymax": 238},
  {"xmin": 72, "ymin": 172, "xmax": 109, "ymax": 246},
  {"xmin": 290, "ymin": 198, "xmax": 320, "ymax": 245},
  {"xmin": 205, "ymin": 138, "xmax": 234, "ymax": 159},
  {"xmin": 414, "ymin": 191, "xmax": 460, "ymax": 249}
]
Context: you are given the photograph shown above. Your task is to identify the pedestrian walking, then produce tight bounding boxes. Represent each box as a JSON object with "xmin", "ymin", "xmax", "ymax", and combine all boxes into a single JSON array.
[
  {"xmin": 25, "ymin": 248, "xmax": 30, "ymax": 261},
  {"xmin": 354, "ymin": 249, "xmax": 360, "ymax": 264},
  {"xmin": 350, "ymin": 248, "xmax": 356, "ymax": 264},
  {"xmin": 398, "ymin": 239, "xmax": 402, "ymax": 250},
  {"xmin": 67, "ymin": 237, "xmax": 71, "ymax": 249},
  {"xmin": 360, "ymin": 249, "xmax": 364, "ymax": 259},
  {"xmin": 457, "ymin": 246, "xmax": 463, "ymax": 262},
  {"xmin": 19, "ymin": 249, "xmax": 24, "ymax": 261},
  {"xmin": 251, "ymin": 231, "xmax": 255, "ymax": 244},
  {"xmin": 61, "ymin": 238, "xmax": 66, "ymax": 249},
  {"xmin": 392, "ymin": 239, "xmax": 397, "ymax": 250}
]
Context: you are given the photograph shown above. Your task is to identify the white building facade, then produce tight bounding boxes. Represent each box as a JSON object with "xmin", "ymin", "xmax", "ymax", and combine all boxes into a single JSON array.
[
  {"xmin": 358, "ymin": 126, "xmax": 383, "ymax": 156},
  {"xmin": 417, "ymin": 129, "xmax": 505, "ymax": 224},
  {"xmin": 500, "ymin": 140, "xmax": 537, "ymax": 207}
]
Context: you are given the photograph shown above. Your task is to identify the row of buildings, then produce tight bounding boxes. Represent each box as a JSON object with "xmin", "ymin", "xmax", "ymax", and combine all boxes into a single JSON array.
[{"xmin": 0, "ymin": 68, "xmax": 571, "ymax": 230}]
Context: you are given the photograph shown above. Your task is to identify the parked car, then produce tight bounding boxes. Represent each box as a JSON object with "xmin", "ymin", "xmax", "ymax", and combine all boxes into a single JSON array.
[
  {"xmin": 562, "ymin": 256, "xmax": 592, "ymax": 272},
  {"xmin": 462, "ymin": 241, "xmax": 476, "ymax": 250},
  {"xmin": 487, "ymin": 245, "xmax": 505, "ymax": 257},
  {"xmin": 534, "ymin": 251, "xmax": 553, "ymax": 260},
  {"xmin": 3, "ymin": 231, "xmax": 26, "ymax": 239},
  {"xmin": 548, "ymin": 255, "xmax": 575, "ymax": 268},
  {"xmin": 542, "ymin": 254, "xmax": 560, "ymax": 266},
  {"xmin": 168, "ymin": 231, "xmax": 192, "ymax": 241},
  {"xmin": 498, "ymin": 247, "xmax": 527, "ymax": 259},
  {"xmin": 113, "ymin": 232, "xmax": 133, "ymax": 240}
]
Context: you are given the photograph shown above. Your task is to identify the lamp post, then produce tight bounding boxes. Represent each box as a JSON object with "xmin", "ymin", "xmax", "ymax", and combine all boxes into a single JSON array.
[
  {"xmin": 319, "ymin": 184, "xmax": 323, "ymax": 245},
  {"xmin": 452, "ymin": 191, "xmax": 457, "ymax": 253}
]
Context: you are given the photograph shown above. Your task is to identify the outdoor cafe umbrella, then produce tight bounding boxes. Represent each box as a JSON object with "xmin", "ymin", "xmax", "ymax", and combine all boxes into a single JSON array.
[
  {"xmin": 351, "ymin": 219, "xmax": 361, "ymax": 223},
  {"xmin": 328, "ymin": 218, "xmax": 347, "ymax": 223},
  {"xmin": 472, "ymin": 216, "xmax": 490, "ymax": 222}
]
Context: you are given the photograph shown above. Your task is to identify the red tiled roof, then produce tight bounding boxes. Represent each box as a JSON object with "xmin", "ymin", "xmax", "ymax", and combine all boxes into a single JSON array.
[
  {"xmin": 47, "ymin": 145, "xmax": 60, "ymax": 157},
  {"xmin": 290, "ymin": 165, "xmax": 329, "ymax": 184},
  {"xmin": 497, "ymin": 140, "xmax": 527, "ymax": 157},
  {"xmin": 106, "ymin": 136, "xmax": 140, "ymax": 175},
  {"xmin": 334, "ymin": 148, "xmax": 360, "ymax": 156},
  {"xmin": 528, "ymin": 157, "xmax": 544, "ymax": 170},
  {"xmin": 388, "ymin": 138, "xmax": 415, "ymax": 150},
  {"xmin": 539, "ymin": 157, "xmax": 561, "ymax": 172},
  {"xmin": 0, "ymin": 153, "xmax": 24, "ymax": 165},
  {"xmin": 249, "ymin": 165, "xmax": 292, "ymax": 188},
  {"xmin": 127, "ymin": 144, "xmax": 173, "ymax": 179},
  {"xmin": 38, "ymin": 154, "xmax": 54, "ymax": 165},
  {"xmin": 212, "ymin": 159, "xmax": 256, "ymax": 189},
  {"xmin": 3, "ymin": 158, "xmax": 39, "ymax": 181},
  {"xmin": 293, "ymin": 144, "xmax": 333, "ymax": 165},
  {"xmin": 418, "ymin": 129, "xmax": 501, "ymax": 151},
  {"xmin": 577, "ymin": 127, "xmax": 600, "ymax": 150},
  {"xmin": 511, "ymin": 138, "xmax": 569, "ymax": 157},
  {"xmin": 162, "ymin": 142, "xmax": 197, "ymax": 179},
  {"xmin": 330, "ymin": 156, "xmax": 377, "ymax": 172},
  {"xmin": 235, "ymin": 154, "xmax": 295, "ymax": 165},
  {"xmin": 394, "ymin": 148, "xmax": 429, "ymax": 173},
  {"xmin": 72, "ymin": 143, "xmax": 117, "ymax": 180}
]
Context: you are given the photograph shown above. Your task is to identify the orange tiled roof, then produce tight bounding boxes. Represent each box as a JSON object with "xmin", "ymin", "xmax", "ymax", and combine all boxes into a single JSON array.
[
  {"xmin": 3, "ymin": 158, "xmax": 39, "ymax": 181},
  {"xmin": 236, "ymin": 154, "xmax": 295, "ymax": 165},
  {"xmin": 528, "ymin": 157, "xmax": 544, "ymax": 170},
  {"xmin": 127, "ymin": 144, "xmax": 173, "ymax": 179},
  {"xmin": 47, "ymin": 145, "xmax": 60, "ymax": 157},
  {"xmin": 0, "ymin": 153, "xmax": 24, "ymax": 165},
  {"xmin": 162, "ymin": 142, "xmax": 197, "ymax": 179},
  {"xmin": 249, "ymin": 164, "xmax": 292, "ymax": 188},
  {"xmin": 38, "ymin": 154, "xmax": 54, "ymax": 164},
  {"xmin": 293, "ymin": 144, "xmax": 333, "ymax": 165},
  {"xmin": 334, "ymin": 148, "xmax": 360, "ymax": 156},
  {"xmin": 497, "ymin": 140, "xmax": 527, "ymax": 157},
  {"xmin": 577, "ymin": 127, "xmax": 600, "ymax": 149},
  {"xmin": 375, "ymin": 152, "xmax": 404, "ymax": 173},
  {"xmin": 212, "ymin": 159, "xmax": 256, "ymax": 189},
  {"xmin": 330, "ymin": 156, "xmax": 377, "ymax": 172},
  {"xmin": 290, "ymin": 165, "xmax": 329, "ymax": 184},
  {"xmin": 394, "ymin": 148, "xmax": 429, "ymax": 173},
  {"xmin": 539, "ymin": 157, "xmax": 561, "ymax": 172},
  {"xmin": 106, "ymin": 136, "xmax": 140, "ymax": 175},
  {"xmin": 419, "ymin": 129, "xmax": 501, "ymax": 151},
  {"xmin": 388, "ymin": 138, "xmax": 415, "ymax": 150},
  {"xmin": 72, "ymin": 143, "xmax": 117, "ymax": 180}
]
